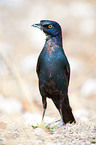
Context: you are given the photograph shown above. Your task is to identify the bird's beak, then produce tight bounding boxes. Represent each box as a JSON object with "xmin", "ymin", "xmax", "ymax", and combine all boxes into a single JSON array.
[{"xmin": 31, "ymin": 23, "xmax": 42, "ymax": 29}]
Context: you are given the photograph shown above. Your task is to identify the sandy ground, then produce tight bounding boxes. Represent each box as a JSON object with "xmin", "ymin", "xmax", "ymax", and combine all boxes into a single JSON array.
[{"xmin": 0, "ymin": 113, "xmax": 96, "ymax": 145}]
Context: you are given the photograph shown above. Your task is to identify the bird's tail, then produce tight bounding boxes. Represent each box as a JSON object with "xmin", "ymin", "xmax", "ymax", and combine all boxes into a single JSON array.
[{"xmin": 61, "ymin": 96, "xmax": 76, "ymax": 124}]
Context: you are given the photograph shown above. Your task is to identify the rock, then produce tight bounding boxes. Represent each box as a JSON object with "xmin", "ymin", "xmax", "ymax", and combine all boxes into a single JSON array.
[
  {"xmin": 0, "ymin": 95, "xmax": 23, "ymax": 114},
  {"xmin": 81, "ymin": 78, "xmax": 96, "ymax": 97}
]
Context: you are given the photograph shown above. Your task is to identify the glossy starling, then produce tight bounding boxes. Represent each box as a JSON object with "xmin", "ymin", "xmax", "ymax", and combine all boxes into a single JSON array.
[{"xmin": 32, "ymin": 20, "xmax": 76, "ymax": 124}]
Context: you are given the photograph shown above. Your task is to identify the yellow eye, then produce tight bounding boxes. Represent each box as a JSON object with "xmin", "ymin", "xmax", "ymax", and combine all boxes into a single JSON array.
[{"xmin": 48, "ymin": 24, "xmax": 52, "ymax": 28}]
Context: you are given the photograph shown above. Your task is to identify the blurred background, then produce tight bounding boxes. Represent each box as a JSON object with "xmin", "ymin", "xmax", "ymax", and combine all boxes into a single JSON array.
[{"xmin": 0, "ymin": 0, "xmax": 96, "ymax": 122}]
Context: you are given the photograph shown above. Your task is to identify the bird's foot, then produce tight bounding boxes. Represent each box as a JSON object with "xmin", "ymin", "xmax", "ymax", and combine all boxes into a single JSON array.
[{"xmin": 38, "ymin": 120, "xmax": 45, "ymax": 128}]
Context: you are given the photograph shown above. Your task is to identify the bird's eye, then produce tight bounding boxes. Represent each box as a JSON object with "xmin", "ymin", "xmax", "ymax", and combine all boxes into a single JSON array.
[{"xmin": 48, "ymin": 24, "xmax": 52, "ymax": 29}]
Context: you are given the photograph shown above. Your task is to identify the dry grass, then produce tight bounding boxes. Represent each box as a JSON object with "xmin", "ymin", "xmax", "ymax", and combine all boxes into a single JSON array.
[{"xmin": 0, "ymin": 114, "xmax": 96, "ymax": 145}]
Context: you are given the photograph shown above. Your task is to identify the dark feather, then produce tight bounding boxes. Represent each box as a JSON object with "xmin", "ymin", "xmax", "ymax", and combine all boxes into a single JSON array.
[{"xmin": 32, "ymin": 20, "xmax": 76, "ymax": 124}]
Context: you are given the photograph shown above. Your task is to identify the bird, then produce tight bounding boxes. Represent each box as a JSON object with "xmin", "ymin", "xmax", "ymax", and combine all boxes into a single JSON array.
[{"xmin": 32, "ymin": 20, "xmax": 76, "ymax": 124}]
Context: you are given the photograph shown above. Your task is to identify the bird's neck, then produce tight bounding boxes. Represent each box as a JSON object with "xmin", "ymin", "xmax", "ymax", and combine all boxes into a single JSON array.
[{"xmin": 46, "ymin": 34, "xmax": 63, "ymax": 47}]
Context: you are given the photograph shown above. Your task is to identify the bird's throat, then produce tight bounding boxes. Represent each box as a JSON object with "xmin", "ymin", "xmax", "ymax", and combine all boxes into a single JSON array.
[{"xmin": 46, "ymin": 35, "xmax": 62, "ymax": 47}]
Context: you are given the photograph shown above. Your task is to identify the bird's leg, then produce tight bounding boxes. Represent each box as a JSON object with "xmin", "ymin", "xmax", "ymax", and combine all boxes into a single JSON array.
[
  {"xmin": 42, "ymin": 108, "xmax": 46, "ymax": 120},
  {"xmin": 60, "ymin": 109, "xmax": 64, "ymax": 125},
  {"xmin": 42, "ymin": 97, "xmax": 47, "ymax": 121},
  {"xmin": 59, "ymin": 102, "xmax": 65, "ymax": 126}
]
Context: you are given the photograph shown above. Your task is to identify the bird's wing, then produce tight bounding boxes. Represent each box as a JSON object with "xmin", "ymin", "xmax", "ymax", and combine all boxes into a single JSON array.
[
  {"xmin": 36, "ymin": 57, "xmax": 40, "ymax": 76},
  {"xmin": 65, "ymin": 61, "xmax": 70, "ymax": 84}
]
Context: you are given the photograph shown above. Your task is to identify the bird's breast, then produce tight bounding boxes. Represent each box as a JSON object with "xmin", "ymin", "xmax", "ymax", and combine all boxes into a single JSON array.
[{"xmin": 44, "ymin": 39, "xmax": 58, "ymax": 55}]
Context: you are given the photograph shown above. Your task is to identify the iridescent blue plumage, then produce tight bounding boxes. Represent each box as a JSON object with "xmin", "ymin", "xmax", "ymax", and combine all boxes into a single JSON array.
[{"xmin": 32, "ymin": 20, "xmax": 76, "ymax": 124}]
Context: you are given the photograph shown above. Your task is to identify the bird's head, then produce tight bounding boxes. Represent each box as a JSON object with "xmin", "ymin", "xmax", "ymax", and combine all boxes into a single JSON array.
[{"xmin": 32, "ymin": 20, "xmax": 62, "ymax": 37}]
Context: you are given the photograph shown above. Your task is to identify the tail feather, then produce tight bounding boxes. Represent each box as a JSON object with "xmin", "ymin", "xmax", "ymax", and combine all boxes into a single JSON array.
[
  {"xmin": 62, "ymin": 101, "xmax": 76, "ymax": 124},
  {"xmin": 52, "ymin": 95, "xmax": 76, "ymax": 124}
]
